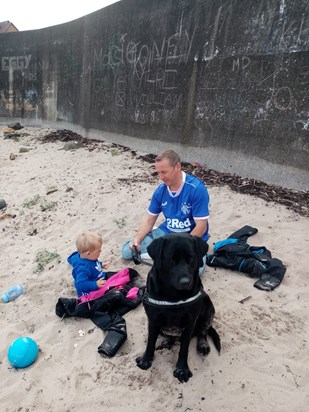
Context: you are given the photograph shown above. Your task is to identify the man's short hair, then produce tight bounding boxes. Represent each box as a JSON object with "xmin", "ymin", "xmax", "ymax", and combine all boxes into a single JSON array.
[
  {"xmin": 76, "ymin": 230, "xmax": 102, "ymax": 254},
  {"xmin": 155, "ymin": 150, "xmax": 181, "ymax": 167}
]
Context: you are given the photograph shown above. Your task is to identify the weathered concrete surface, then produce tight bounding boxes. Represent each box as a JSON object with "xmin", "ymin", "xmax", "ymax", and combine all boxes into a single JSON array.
[{"xmin": 0, "ymin": 0, "xmax": 308, "ymax": 190}]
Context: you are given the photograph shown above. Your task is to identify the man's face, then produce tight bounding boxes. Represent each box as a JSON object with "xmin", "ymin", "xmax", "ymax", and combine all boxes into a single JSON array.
[{"xmin": 155, "ymin": 159, "xmax": 181, "ymax": 187}]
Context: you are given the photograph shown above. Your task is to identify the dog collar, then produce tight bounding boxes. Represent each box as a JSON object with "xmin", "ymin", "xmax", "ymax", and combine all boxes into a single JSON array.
[{"xmin": 143, "ymin": 290, "xmax": 203, "ymax": 307}]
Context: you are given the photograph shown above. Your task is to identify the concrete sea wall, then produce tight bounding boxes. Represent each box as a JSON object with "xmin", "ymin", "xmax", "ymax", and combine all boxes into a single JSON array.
[{"xmin": 0, "ymin": 0, "xmax": 308, "ymax": 190}]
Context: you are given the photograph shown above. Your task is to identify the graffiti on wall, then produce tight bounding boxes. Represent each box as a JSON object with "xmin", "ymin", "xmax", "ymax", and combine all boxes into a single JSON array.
[
  {"xmin": 91, "ymin": 26, "xmax": 196, "ymax": 124},
  {"xmin": 193, "ymin": 52, "xmax": 309, "ymax": 152},
  {"xmin": 2, "ymin": 55, "xmax": 31, "ymax": 71},
  {"xmin": 0, "ymin": 54, "xmax": 39, "ymax": 114}
]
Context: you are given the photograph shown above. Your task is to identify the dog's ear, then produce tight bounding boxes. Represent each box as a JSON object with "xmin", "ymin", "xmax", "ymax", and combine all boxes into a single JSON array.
[
  {"xmin": 147, "ymin": 267, "xmax": 160, "ymax": 295},
  {"xmin": 147, "ymin": 238, "xmax": 165, "ymax": 295},
  {"xmin": 147, "ymin": 237, "xmax": 165, "ymax": 269},
  {"xmin": 193, "ymin": 236, "xmax": 209, "ymax": 267}
]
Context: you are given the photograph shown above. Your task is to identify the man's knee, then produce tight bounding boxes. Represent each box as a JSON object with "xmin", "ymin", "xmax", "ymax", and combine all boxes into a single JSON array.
[
  {"xmin": 121, "ymin": 241, "xmax": 132, "ymax": 260},
  {"xmin": 198, "ymin": 255, "xmax": 207, "ymax": 276}
]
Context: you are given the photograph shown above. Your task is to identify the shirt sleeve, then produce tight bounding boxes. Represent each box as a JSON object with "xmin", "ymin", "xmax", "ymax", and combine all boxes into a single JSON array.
[
  {"xmin": 147, "ymin": 186, "xmax": 162, "ymax": 216},
  {"xmin": 192, "ymin": 183, "xmax": 209, "ymax": 219}
]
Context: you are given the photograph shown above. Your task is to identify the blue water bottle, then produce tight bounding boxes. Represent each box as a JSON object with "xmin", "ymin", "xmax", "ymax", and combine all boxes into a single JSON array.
[{"xmin": 1, "ymin": 284, "xmax": 24, "ymax": 303}]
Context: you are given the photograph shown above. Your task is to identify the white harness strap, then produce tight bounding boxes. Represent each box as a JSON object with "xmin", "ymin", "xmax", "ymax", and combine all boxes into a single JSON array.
[{"xmin": 144, "ymin": 290, "xmax": 202, "ymax": 307}]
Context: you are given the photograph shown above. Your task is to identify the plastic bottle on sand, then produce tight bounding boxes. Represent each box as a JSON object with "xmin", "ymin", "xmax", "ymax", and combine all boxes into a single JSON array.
[{"xmin": 1, "ymin": 284, "xmax": 24, "ymax": 303}]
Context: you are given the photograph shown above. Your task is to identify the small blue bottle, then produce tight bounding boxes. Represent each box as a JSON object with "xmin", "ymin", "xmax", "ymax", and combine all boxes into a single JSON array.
[{"xmin": 1, "ymin": 284, "xmax": 24, "ymax": 303}]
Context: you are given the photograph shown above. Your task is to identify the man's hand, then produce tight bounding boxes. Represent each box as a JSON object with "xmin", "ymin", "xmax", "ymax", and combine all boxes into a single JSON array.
[
  {"xmin": 130, "ymin": 238, "xmax": 140, "ymax": 251},
  {"xmin": 130, "ymin": 213, "xmax": 158, "ymax": 252}
]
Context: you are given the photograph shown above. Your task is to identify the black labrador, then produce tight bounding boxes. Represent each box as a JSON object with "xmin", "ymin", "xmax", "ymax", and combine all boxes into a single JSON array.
[{"xmin": 136, "ymin": 232, "xmax": 221, "ymax": 382}]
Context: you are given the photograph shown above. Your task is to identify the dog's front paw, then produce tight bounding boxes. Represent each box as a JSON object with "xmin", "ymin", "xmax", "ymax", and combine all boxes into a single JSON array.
[
  {"xmin": 136, "ymin": 355, "xmax": 153, "ymax": 370},
  {"xmin": 173, "ymin": 367, "xmax": 193, "ymax": 383}
]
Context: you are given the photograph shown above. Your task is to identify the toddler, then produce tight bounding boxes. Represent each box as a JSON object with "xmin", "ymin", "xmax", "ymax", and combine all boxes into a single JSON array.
[{"xmin": 67, "ymin": 230, "xmax": 110, "ymax": 297}]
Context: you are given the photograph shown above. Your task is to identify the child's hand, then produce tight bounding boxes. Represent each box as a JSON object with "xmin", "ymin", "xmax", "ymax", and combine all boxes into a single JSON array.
[
  {"xmin": 97, "ymin": 278, "xmax": 106, "ymax": 288},
  {"xmin": 102, "ymin": 260, "xmax": 110, "ymax": 269}
]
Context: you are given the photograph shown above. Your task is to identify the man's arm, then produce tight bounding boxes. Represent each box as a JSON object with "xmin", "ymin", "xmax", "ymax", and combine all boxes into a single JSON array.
[
  {"xmin": 191, "ymin": 218, "xmax": 208, "ymax": 237},
  {"xmin": 132, "ymin": 213, "xmax": 159, "ymax": 249}
]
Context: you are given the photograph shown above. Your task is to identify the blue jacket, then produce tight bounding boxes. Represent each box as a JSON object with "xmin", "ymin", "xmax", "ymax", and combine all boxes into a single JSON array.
[{"xmin": 67, "ymin": 251, "xmax": 106, "ymax": 297}]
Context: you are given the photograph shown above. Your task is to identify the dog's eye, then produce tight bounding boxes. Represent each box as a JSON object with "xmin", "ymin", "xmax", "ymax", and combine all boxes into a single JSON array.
[{"xmin": 173, "ymin": 253, "xmax": 194, "ymax": 264}]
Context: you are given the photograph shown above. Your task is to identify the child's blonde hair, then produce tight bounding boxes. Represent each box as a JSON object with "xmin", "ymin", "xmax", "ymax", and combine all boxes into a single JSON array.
[{"xmin": 76, "ymin": 231, "xmax": 103, "ymax": 254}]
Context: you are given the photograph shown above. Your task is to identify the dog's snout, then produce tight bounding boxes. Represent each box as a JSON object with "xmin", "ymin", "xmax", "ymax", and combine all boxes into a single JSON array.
[{"xmin": 178, "ymin": 276, "xmax": 192, "ymax": 290}]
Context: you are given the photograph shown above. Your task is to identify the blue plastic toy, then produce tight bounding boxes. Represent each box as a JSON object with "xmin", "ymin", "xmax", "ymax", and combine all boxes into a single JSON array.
[{"xmin": 8, "ymin": 337, "xmax": 39, "ymax": 368}]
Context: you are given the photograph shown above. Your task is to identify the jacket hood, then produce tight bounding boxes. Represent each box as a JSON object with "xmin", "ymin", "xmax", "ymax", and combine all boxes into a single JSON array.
[{"xmin": 67, "ymin": 251, "xmax": 82, "ymax": 267}]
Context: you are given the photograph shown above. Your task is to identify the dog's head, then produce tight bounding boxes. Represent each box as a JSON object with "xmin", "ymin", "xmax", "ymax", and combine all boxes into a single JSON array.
[{"xmin": 147, "ymin": 233, "xmax": 208, "ymax": 295}]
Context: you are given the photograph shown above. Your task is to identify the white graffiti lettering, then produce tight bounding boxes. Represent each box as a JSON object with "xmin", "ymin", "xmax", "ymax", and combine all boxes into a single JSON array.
[{"xmin": 2, "ymin": 55, "xmax": 32, "ymax": 71}]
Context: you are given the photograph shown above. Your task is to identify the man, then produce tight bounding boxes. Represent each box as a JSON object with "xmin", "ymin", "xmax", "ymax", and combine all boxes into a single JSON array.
[{"xmin": 121, "ymin": 150, "xmax": 210, "ymax": 269}]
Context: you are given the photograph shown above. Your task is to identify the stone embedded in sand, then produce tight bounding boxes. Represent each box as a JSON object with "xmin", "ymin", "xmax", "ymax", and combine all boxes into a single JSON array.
[
  {"xmin": 61, "ymin": 141, "xmax": 84, "ymax": 151},
  {"xmin": 0, "ymin": 199, "xmax": 7, "ymax": 209},
  {"xmin": 8, "ymin": 122, "xmax": 24, "ymax": 130},
  {"xmin": 3, "ymin": 127, "xmax": 15, "ymax": 134},
  {"xmin": 19, "ymin": 146, "xmax": 32, "ymax": 153}
]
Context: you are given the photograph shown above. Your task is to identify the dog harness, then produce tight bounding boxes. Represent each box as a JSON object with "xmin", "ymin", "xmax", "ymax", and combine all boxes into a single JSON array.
[{"xmin": 143, "ymin": 289, "xmax": 203, "ymax": 307}]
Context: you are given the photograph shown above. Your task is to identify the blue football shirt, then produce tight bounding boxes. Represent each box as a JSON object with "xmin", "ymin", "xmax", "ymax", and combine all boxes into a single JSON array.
[{"xmin": 148, "ymin": 172, "xmax": 210, "ymax": 240}]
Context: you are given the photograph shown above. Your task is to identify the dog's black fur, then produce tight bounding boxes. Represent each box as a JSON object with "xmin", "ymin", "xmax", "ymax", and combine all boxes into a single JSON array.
[{"xmin": 136, "ymin": 233, "xmax": 221, "ymax": 382}]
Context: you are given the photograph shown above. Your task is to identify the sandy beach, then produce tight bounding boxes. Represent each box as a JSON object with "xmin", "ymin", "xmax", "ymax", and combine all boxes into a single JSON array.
[{"xmin": 0, "ymin": 125, "xmax": 308, "ymax": 412}]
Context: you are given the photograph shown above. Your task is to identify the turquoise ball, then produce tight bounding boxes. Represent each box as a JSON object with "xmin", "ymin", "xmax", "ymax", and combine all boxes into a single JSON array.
[{"xmin": 8, "ymin": 337, "xmax": 39, "ymax": 368}]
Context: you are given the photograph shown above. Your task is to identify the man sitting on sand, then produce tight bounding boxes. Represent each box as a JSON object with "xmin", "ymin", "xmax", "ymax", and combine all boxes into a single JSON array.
[{"xmin": 121, "ymin": 149, "xmax": 210, "ymax": 271}]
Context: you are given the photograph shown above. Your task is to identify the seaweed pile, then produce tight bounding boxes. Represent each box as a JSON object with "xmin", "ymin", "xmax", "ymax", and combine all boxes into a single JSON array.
[{"xmin": 39, "ymin": 129, "xmax": 308, "ymax": 217}]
